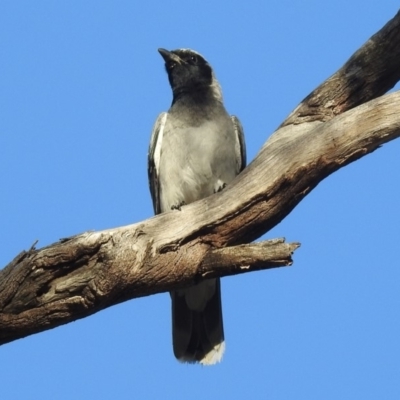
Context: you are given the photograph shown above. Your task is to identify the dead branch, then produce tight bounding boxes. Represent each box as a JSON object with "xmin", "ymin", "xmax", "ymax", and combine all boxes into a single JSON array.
[{"xmin": 1, "ymin": 10, "xmax": 400, "ymax": 346}]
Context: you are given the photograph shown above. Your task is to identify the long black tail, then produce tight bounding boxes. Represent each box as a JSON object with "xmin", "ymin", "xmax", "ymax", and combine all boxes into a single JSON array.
[{"xmin": 171, "ymin": 278, "xmax": 225, "ymax": 365}]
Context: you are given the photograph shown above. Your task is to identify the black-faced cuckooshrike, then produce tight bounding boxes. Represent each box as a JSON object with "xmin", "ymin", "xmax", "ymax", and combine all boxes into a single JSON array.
[{"xmin": 148, "ymin": 48, "xmax": 246, "ymax": 365}]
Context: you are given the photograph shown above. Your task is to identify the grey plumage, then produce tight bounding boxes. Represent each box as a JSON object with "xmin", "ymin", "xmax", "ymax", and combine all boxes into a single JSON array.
[{"xmin": 148, "ymin": 48, "xmax": 246, "ymax": 365}]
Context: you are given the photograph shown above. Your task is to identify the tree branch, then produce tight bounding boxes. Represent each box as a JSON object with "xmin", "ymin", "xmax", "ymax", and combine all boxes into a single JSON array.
[
  {"xmin": 282, "ymin": 9, "xmax": 400, "ymax": 126},
  {"xmin": 0, "ymin": 234, "xmax": 298, "ymax": 345},
  {"xmin": 199, "ymin": 239, "xmax": 300, "ymax": 279},
  {"xmin": 1, "ymin": 10, "xmax": 400, "ymax": 345}
]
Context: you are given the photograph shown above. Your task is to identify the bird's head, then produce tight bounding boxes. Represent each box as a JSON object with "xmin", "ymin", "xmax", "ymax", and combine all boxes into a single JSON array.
[{"xmin": 158, "ymin": 48, "xmax": 222, "ymax": 101}]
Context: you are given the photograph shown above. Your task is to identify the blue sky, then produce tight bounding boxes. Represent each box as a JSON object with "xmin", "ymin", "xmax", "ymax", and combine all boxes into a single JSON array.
[{"xmin": 1, "ymin": 2, "xmax": 400, "ymax": 399}]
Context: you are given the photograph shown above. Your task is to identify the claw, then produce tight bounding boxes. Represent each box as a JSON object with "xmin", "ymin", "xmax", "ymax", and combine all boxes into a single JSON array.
[
  {"xmin": 214, "ymin": 182, "xmax": 227, "ymax": 193},
  {"xmin": 171, "ymin": 200, "xmax": 186, "ymax": 211}
]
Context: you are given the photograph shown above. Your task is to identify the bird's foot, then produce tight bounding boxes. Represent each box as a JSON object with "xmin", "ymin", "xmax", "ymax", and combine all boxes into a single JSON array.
[
  {"xmin": 171, "ymin": 200, "xmax": 186, "ymax": 211},
  {"xmin": 214, "ymin": 182, "xmax": 227, "ymax": 193}
]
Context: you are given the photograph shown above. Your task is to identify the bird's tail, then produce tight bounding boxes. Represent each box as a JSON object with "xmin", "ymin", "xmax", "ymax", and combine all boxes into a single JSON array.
[{"xmin": 171, "ymin": 278, "xmax": 225, "ymax": 365}]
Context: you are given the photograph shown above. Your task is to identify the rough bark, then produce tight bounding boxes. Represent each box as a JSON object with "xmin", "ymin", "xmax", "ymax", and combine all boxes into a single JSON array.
[
  {"xmin": 282, "ymin": 10, "xmax": 400, "ymax": 126},
  {"xmin": 1, "ymin": 10, "xmax": 400, "ymax": 346}
]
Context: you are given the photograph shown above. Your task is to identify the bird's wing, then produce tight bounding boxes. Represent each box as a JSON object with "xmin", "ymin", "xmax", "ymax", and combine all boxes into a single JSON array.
[
  {"xmin": 148, "ymin": 112, "xmax": 168, "ymax": 214},
  {"xmin": 231, "ymin": 115, "xmax": 247, "ymax": 172}
]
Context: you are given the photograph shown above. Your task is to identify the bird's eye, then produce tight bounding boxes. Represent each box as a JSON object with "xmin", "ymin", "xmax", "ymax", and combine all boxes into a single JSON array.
[
  {"xmin": 168, "ymin": 62, "xmax": 176, "ymax": 70},
  {"xmin": 190, "ymin": 55, "xmax": 197, "ymax": 63}
]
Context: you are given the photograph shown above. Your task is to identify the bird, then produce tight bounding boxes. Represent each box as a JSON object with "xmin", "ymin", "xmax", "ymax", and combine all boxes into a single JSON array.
[{"xmin": 148, "ymin": 48, "xmax": 246, "ymax": 365}]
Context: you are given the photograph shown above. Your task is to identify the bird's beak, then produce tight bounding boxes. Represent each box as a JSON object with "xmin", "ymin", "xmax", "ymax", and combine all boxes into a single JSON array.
[{"xmin": 158, "ymin": 48, "xmax": 183, "ymax": 64}]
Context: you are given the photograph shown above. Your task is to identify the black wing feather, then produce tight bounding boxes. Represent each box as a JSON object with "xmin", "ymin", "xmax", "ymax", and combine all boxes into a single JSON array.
[
  {"xmin": 231, "ymin": 115, "xmax": 246, "ymax": 172},
  {"xmin": 148, "ymin": 112, "xmax": 167, "ymax": 214}
]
